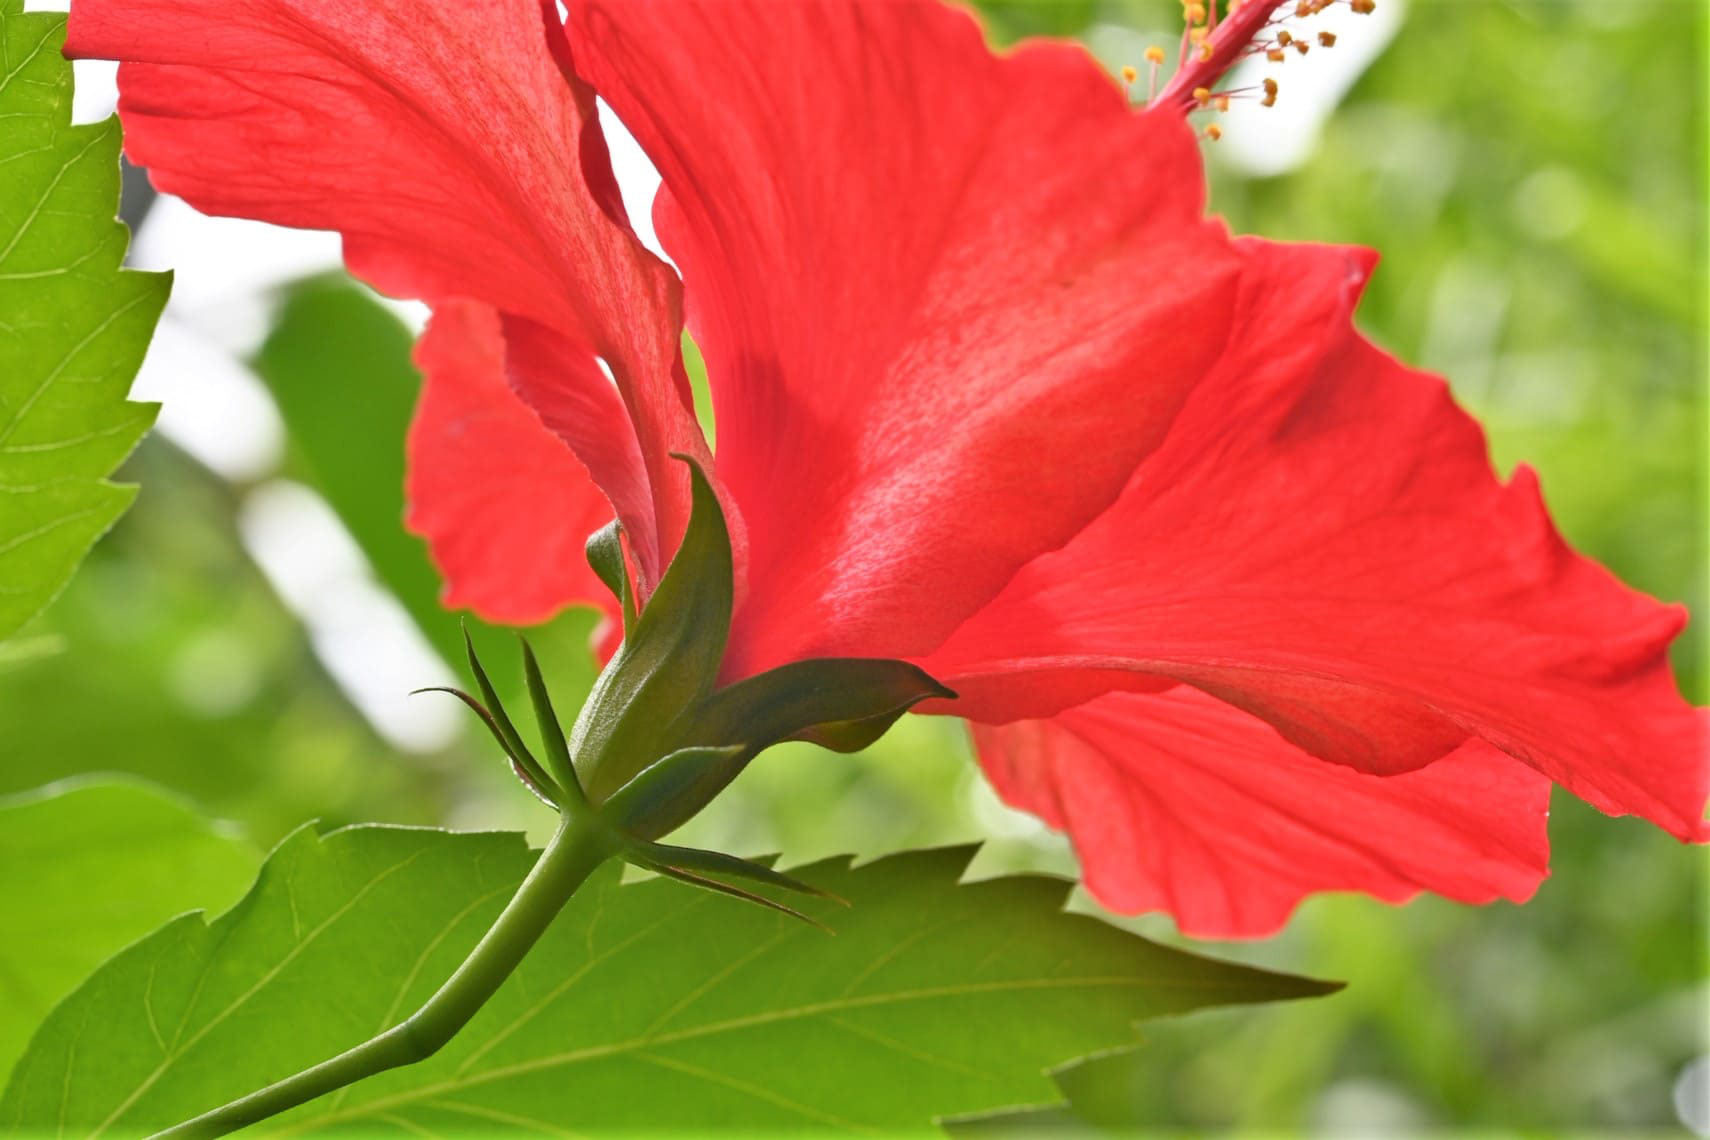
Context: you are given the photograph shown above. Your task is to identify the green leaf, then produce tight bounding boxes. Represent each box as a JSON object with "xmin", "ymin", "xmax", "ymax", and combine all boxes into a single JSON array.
[
  {"xmin": 0, "ymin": 2, "xmax": 168, "ymax": 640},
  {"xmin": 0, "ymin": 780, "xmax": 260, "ymax": 1086},
  {"xmin": 2, "ymin": 828, "xmax": 1335, "ymax": 1135}
]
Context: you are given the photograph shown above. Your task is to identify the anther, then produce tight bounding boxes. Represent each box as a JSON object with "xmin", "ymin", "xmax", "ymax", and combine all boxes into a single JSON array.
[
  {"xmin": 1122, "ymin": 64, "xmax": 1139, "ymax": 83},
  {"xmin": 1144, "ymin": 45, "xmax": 1166, "ymax": 63},
  {"xmin": 1196, "ymin": 41, "xmax": 1213, "ymax": 60},
  {"xmin": 1214, "ymin": 94, "xmax": 1231, "ymax": 111},
  {"xmin": 1205, "ymin": 123, "xmax": 1224, "ymax": 140},
  {"xmin": 1317, "ymin": 30, "xmax": 1337, "ymax": 46},
  {"xmin": 1266, "ymin": 47, "xmax": 1286, "ymax": 61},
  {"xmin": 1192, "ymin": 86, "xmax": 1213, "ymax": 106},
  {"xmin": 1276, "ymin": 30, "xmax": 1292, "ymax": 45},
  {"xmin": 1294, "ymin": 39, "xmax": 1310, "ymax": 53}
]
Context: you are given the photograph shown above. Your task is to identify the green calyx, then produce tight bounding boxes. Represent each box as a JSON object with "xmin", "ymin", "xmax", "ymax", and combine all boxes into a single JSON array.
[
  {"xmin": 428, "ymin": 455, "xmax": 954, "ymax": 924},
  {"xmin": 569, "ymin": 456, "xmax": 737, "ymax": 806}
]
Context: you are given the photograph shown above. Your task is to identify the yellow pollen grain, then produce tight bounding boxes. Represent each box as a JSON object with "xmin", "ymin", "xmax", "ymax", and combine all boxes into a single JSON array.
[
  {"xmin": 1193, "ymin": 85, "xmax": 1213, "ymax": 105},
  {"xmin": 1206, "ymin": 123, "xmax": 1224, "ymax": 140},
  {"xmin": 1121, "ymin": 64, "xmax": 1139, "ymax": 83},
  {"xmin": 1144, "ymin": 45, "xmax": 1166, "ymax": 63}
]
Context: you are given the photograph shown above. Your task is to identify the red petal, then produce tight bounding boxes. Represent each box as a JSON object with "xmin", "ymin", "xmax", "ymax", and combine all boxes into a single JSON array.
[
  {"xmin": 405, "ymin": 303, "xmax": 617, "ymax": 626},
  {"xmin": 67, "ymin": 0, "xmax": 709, "ymax": 587},
  {"xmin": 930, "ymin": 239, "xmax": 1708, "ymax": 841},
  {"xmin": 973, "ymin": 688, "xmax": 1554, "ymax": 938},
  {"xmin": 571, "ymin": 0, "xmax": 1240, "ymax": 676}
]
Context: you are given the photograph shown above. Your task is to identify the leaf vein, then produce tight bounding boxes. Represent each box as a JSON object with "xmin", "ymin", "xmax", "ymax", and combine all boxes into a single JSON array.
[
  {"xmin": 90, "ymin": 847, "xmax": 431, "ymax": 1138},
  {"xmin": 632, "ymin": 1051, "xmax": 880, "ymax": 1134},
  {"xmin": 0, "ymin": 289, "xmax": 152, "ymax": 447},
  {"xmin": 422, "ymin": 1098, "xmax": 589, "ymax": 1139}
]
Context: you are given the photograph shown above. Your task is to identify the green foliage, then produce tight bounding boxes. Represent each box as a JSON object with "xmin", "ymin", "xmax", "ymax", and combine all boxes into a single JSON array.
[
  {"xmin": 2, "ymin": 827, "xmax": 1330, "ymax": 1135},
  {"xmin": 0, "ymin": 2, "xmax": 167, "ymax": 639},
  {"xmin": 0, "ymin": 780, "xmax": 259, "ymax": 1084}
]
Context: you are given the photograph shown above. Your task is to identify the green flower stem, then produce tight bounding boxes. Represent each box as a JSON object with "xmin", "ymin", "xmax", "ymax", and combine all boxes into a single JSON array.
[{"xmin": 151, "ymin": 814, "xmax": 621, "ymax": 1140}]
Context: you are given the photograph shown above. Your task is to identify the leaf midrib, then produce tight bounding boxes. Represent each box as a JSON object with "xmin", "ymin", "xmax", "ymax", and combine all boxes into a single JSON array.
[{"xmin": 276, "ymin": 971, "xmax": 1256, "ymax": 1134}]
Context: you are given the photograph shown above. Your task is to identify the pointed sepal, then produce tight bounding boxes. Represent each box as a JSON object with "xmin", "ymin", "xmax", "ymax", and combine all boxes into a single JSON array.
[
  {"xmin": 602, "ymin": 744, "xmax": 746, "ymax": 840},
  {"xmin": 633, "ymin": 842, "xmax": 847, "ymax": 903},
  {"xmin": 410, "ymin": 685, "xmax": 563, "ymax": 808},
  {"xmin": 463, "ymin": 625, "xmax": 534, "ymax": 767},
  {"xmin": 674, "ymin": 657, "xmax": 955, "ymax": 756},
  {"xmin": 571, "ymin": 456, "xmax": 735, "ymax": 801},
  {"xmin": 585, "ymin": 520, "xmax": 638, "ymax": 636},
  {"xmin": 592, "ymin": 654, "xmax": 953, "ymax": 839},
  {"xmin": 519, "ymin": 637, "xmax": 589, "ymax": 811},
  {"xmin": 632, "ymin": 858, "xmax": 832, "ymax": 932}
]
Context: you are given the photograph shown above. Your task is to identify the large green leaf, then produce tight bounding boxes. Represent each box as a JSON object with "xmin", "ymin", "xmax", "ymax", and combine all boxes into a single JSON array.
[
  {"xmin": 3, "ymin": 826, "xmax": 1334, "ymax": 1135},
  {"xmin": 0, "ymin": 780, "xmax": 260, "ymax": 1085},
  {"xmin": 0, "ymin": 1, "xmax": 167, "ymax": 639}
]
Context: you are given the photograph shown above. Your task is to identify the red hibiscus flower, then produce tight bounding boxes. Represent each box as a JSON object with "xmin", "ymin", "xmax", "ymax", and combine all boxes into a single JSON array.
[{"xmin": 69, "ymin": 0, "xmax": 1707, "ymax": 937}]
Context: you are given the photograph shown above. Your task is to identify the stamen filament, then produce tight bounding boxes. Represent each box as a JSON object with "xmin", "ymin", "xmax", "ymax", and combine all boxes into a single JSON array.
[{"xmin": 1153, "ymin": 0, "xmax": 1291, "ymax": 111}]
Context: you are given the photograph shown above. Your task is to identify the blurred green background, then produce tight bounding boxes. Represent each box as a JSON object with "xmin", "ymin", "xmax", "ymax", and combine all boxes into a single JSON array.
[{"xmin": 4, "ymin": 0, "xmax": 1704, "ymax": 1132}]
